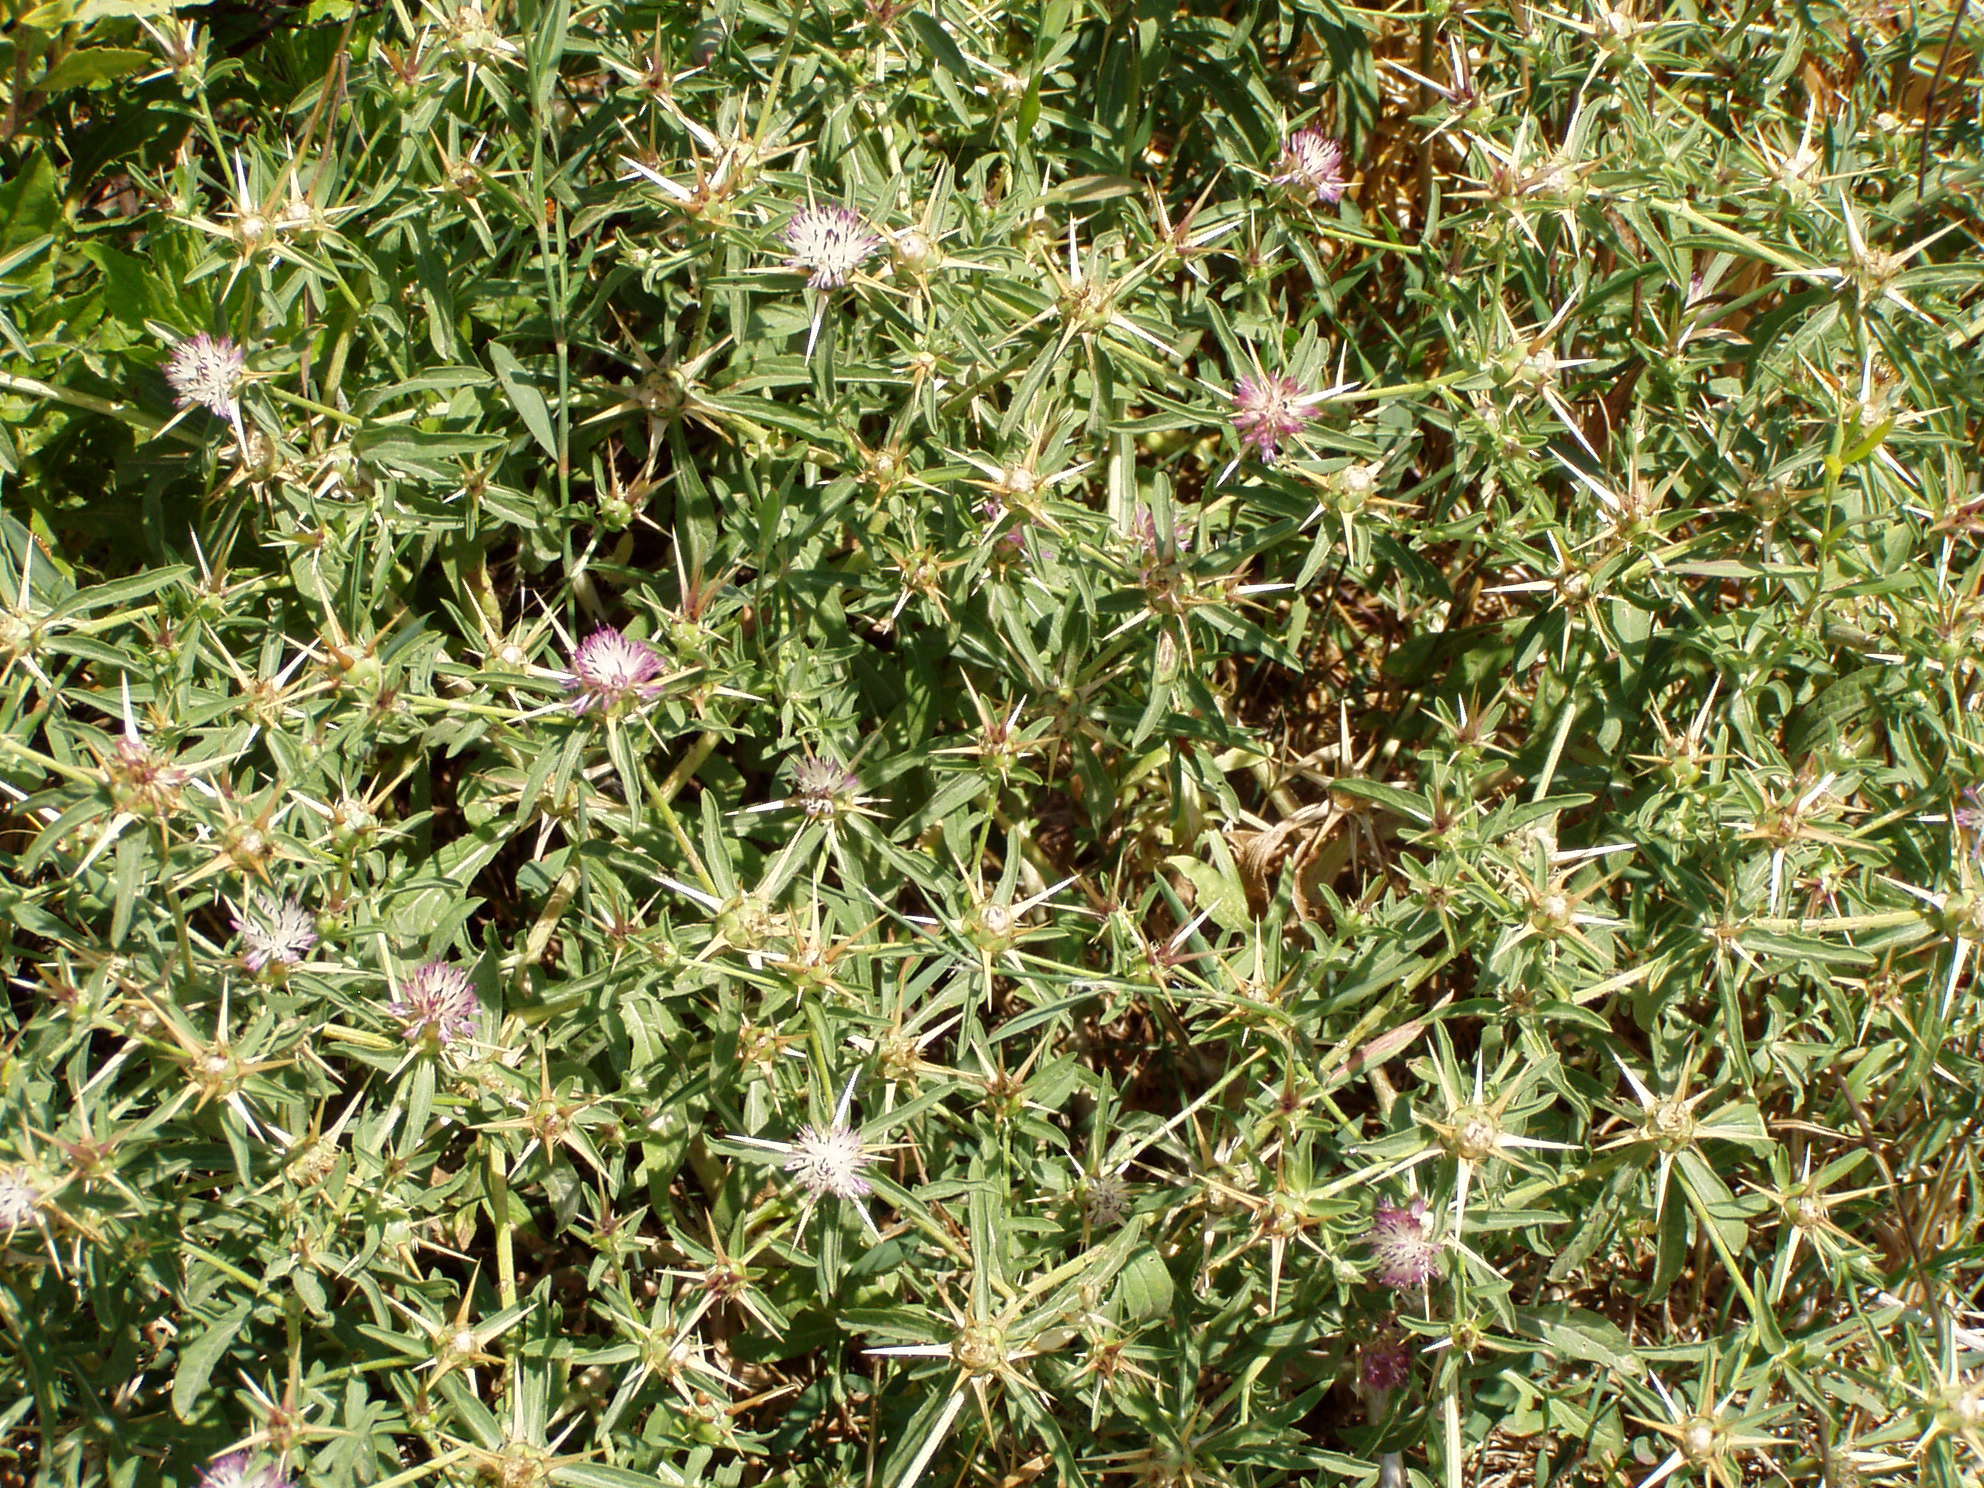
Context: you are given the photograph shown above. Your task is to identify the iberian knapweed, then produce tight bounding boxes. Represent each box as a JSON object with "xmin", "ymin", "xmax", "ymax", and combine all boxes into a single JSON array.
[
  {"xmin": 231, "ymin": 894, "xmax": 318, "ymax": 971},
  {"xmin": 728, "ymin": 1076, "xmax": 882, "ymax": 1230},
  {"xmin": 165, "ymin": 333, "xmax": 246, "ymax": 421},
  {"xmin": 196, "ymin": 1451, "xmax": 297, "ymax": 1488},
  {"xmin": 1364, "ymin": 1196, "xmax": 1440, "ymax": 1289},
  {"xmin": 1273, "ymin": 128, "xmax": 1347, "ymax": 204},
  {"xmin": 388, "ymin": 960, "xmax": 481, "ymax": 1047},
  {"xmin": 783, "ymin": 1122, "xmax": 875, "ymax": 1201},
  {"xmin": 792, "ymin": 753, "xmax": 862, "ymax": 819},
  {"xmin": 782, "ymin": 205, "xmax": 881, "ymax": 289},
  {"xmin": 1954, "ymin": 786, "xmax": 1984, "ymax": 861},
  {"xmin": 564, "ymin": 626, "xmax": 666, "ymax": 715},
  {"xmin": 0, "ymin": 1165, "xmax": 43, "ymax": 1233},
  {"xmin": 1357, "ymin": 1329, "xmax": 1413, "ymax": 1395},
  {"xmin": 1230, "ymin": 372, "xmax": 1321, "ymax": 462}
]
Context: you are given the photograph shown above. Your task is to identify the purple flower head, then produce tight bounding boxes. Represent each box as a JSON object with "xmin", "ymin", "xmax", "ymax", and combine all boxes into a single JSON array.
[
  {"xmin": 564, "ymin": 626, "xmax": 665, "ymax": 715},
  {"xmin": 231, "ymin": 894, "xmax": 318, "ymax": 971},
  {"xmin": 166, "ymin": 333, "xmax": 247, "ymax": 419},
  {"xmin": 1273, "ymin": 128, "xmax": 1347, "ymax": 205},
  {"xmin": 1231, "ymin": 373, "xmax": 1319, "ymax": 461},
  {"xmin": 197, "ymin": 1454, "xmax": 295, "ymax": 1488},
  {"xmin": 389, "ymin": 960, "xmax": 481, "ymax": 1047},
  {"xmin": 783, "ymin": 205, "xmax": 882, "ymax": 289},
  {"xmin": 1364, "ymin": 1196, "xmax": 1440, "ymax": 1289},
  {"xmin": 1359, "ymin": 1331, "xmax": 1414, "ymax": 1393},
  {"xmin": 1956, "ymin": 786, "xmax": 1984, "ymax": 858}
]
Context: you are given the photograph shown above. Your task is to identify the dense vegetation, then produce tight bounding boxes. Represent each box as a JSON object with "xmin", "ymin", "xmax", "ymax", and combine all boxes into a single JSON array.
[{"xmin": 2, "ymin": 0, "xmax": 1983, "ymax": 1484}]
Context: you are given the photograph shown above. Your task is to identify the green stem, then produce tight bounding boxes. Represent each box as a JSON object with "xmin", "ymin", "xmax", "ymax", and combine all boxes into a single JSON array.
[
  {"xmin": 261, "ymin": 383, "xmax": 359, "ymax": 425},
  {"xmin": 487, "ymin": 1143, "xmax": 518, "ymax": 1309}
]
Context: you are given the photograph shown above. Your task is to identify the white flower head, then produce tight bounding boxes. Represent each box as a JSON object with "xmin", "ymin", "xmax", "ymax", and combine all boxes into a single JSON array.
[
  {"xmin": 165, "ymin": 333, "xmax": 246, "ymax": 419},
  {"xmin": 783, "ymin": 1121, "xmax": 874, "ymax": 1200},
  {"xmin": 782, "ymin": 205, "xmax": 882, "ymax": 289},
  {"xmin": 231, "ymin": 894, "xmax": 318, "ymax": 971},
  {"xmin": 0, "ymin": 1165, "xmax": 42, "ymax": 1232}
]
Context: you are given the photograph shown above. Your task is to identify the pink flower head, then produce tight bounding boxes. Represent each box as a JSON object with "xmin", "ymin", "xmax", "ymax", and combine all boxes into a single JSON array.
[
  {"xmin": 1956, "ymin": 786, "xmax": 1984, "ymax": 860},
  {"xmin": 388, "ymin": 960, "xmax": 481, "ymax": 1047},
  {"xmin": 783, "ymin": 205, "xmax": 882, "ymax": 289},
  {"xmin": 1364, "ymin": 1197, "xmax": 1440, "ymax": 1289},
  {"xmin": 166, "ymin": 333, "xmax": 247, "ymax": 419},
  {"xmin": 198, "ymin": 1454, "xmax": 295, "ymax": 1488},
  {"xmin": 1231, "ymin": 373, "xmax": 1318, "ymax": 461},
  {"xmin": 564, "ymin": 626, "xmax": 665, "ymax": 714},
  {"xmin": 1273, "ymin": 128, "xmax": 1347, "ymax": 205}
]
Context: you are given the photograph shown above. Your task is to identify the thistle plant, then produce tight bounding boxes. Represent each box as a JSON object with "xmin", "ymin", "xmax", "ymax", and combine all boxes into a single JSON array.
[{"xmin": 1, "ymin": 2, "xmax": 1981, "ymax": 1487}]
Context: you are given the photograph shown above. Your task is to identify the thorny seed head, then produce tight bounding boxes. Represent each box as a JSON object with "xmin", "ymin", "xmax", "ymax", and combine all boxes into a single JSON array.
[
  {"xmin": 714, "ymin": 893, "xmax": 774, "ymax": 951},
  {"xmin": 893, "ymin": 227, "xmax": 937, "ymax": 273},
  {"xmin": 952, "ymin": 1320, "xmax": 1008, "ymax": 1376},
  {"xmin": 232, "ymin": 894, "xmax": 319, "ymax": 971},
  {"xmin": 108, "ymin": 734, "xmax": 190, "ymax": 813},
  {"xmin": 1329, "ymin": 459, "xmax": 1383, "ymax": 512},
  {"xmin": 1644, "ymin": 1096, "xmax": 1696, "ymax": 1151},
  {"xmin": 1785, "ymin": 1190, "xmax": 1829, "ymax": 1231},
  {"xmin": 783, "ymin": 205, "xmax": 881, "ymax": 289},
  {"xmin": 1084, "ymin": 1172, "xmax": 1132, "ymax": 1228},
  {"xmin": 166, "ymin": 334, "xmax": 246, "ymax": 419},
  {"xmin": 783, "ymin": 1122, "xmax": 874, "ymax": 1200},
  {"xmin": 1272, "ymin": 128, "xmax": 1347, "ymax": 205},
  {"xmin": 1678, "ymin": 1412, "xmax": 1726, "ymax": 1463},
  {"xmin": 389, "ymin": 960, "xmax": 481, "ymax": 1047},
  {"xmin": 1230, "ymin": 374, "xmax": 1317, "ymax": 461},
  {"xmin": 1444, "ymin": 1106, "xmax": 1504, "ymax": 1163},
  {"xmin": 967, "ymin": 899, "xmax": 1020, "ymax": 950},
  {"xmin": 1364, "ymin": 1197, "xmax": 1440, "ymax": 1289}
]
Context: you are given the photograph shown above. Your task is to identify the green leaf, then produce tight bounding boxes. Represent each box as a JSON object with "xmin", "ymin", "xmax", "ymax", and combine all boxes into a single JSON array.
[
  {"xmin": 1166, "ymin": 851, "xmax": 1249, "ymax": 935},
  {"xmin": 1113, "ymin": 1246, "xmax": 1174, "ymax": 1323},
  {"xmin": 552, "ymin": 1467, "xmax": 689, "ymax": 1488},
  {"xmin": 171, "ymin": 1301, "xmax": 251, "ymax": 1421},
  {"xmin": 488, "ymin": 341, "xmax": 558, "ymax": 457},
  {"xmin": 38, "ymin": 46, "xmax": 150, "ymax": 91}
]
